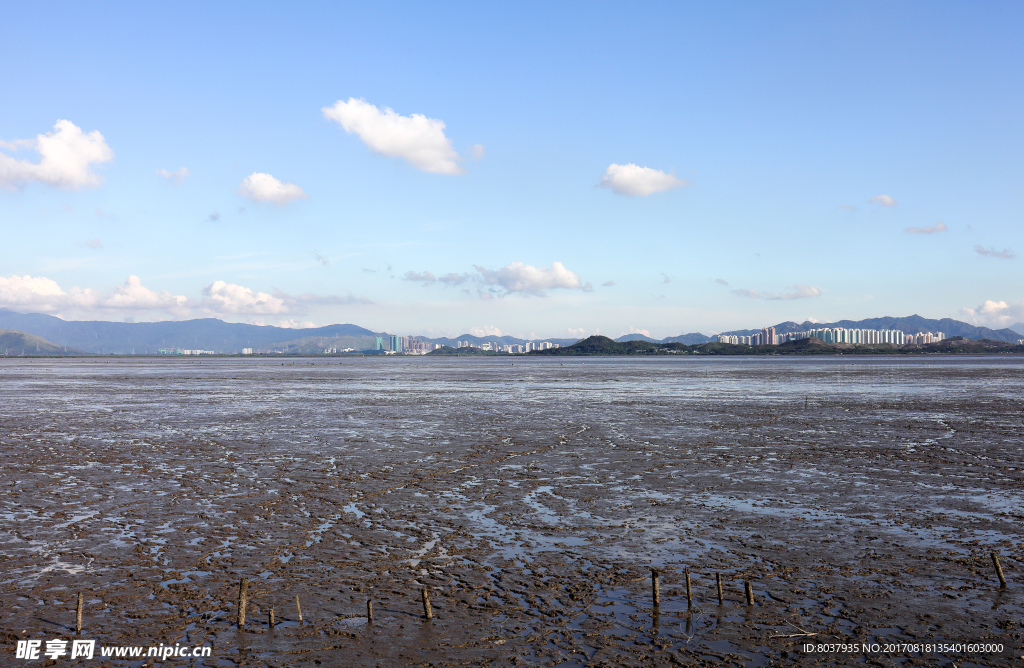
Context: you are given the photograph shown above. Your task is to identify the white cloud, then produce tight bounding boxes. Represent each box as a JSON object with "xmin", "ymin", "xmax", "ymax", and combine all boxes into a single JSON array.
[
  {"xmin": 869, "ymin": 194, "xmax": 897, "ymax": 207},
  {"xmin": 238, "ymin": 172, "xmax": 308, "ymax": 205},
  {"xmin": 201, "ymin": 280, "xmax": 289, "ymax": 314},
  {"xmin": 0, "ymin": 274, "xmax": 188, "ymax": 315},
  {"xmin": 469, "ymin": 325, "xmax": 503, "ymax": 337},
  {"xmin": 322, "ymin": 98, "xmax": 463, "ymax": 174},
  {"xmin": 905, "ymin": 222, "xmax": 947, "ymax": 234},
  {"xmin": 960, "ymin": 299, "xmax": 1024, "ymax": 329},
  {"xmin": 102, "ymin": 276, "xmax": 191, "ymax": 314},
  {"xmin": 469, "ymin": 144, "xmax": 485, "ymax": 160},
  {"xmin": 568, "ymin": 327, "xmax": 586, "ymax": 337},
  {"xmin": 0, "ymin": 120, "xmax": 113, "ymax": 190},
  {"xmin": 626, "ymin": 326, "xmax": 651, "ymax": 337},
  {"xmin": 475, "ymin": 261, "xmax": 583, "ymax": 296},
  {"xmin": 732, "ymin": 284, "xmax": 822, "ymax": 300},
  {"xmin": 157, "ymin": 167, "xmax": 189, "ymax": 184},
  {"xmin": 599, "ymin": 163, "xmax": 687, "ymax": 196},
  {"xmin": 974, "ymin": 245, "xmax": 1015, "ymax": 259}
]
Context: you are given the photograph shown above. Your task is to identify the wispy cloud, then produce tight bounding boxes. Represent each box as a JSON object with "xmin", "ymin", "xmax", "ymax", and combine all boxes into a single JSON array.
[
  {"xmin": 313, "ymin": 251, "xmax": 330, "ymax": 266},
  {"xmin": 869, "ymin": 194, "xmax": 897, "ymax": 207},
  {"xmin": 904, "ymin": 222, "xmax": 947, "ymax": 234},
  {"xmin": 157, "ymin": 167, "xmax": 189, "ymax": 184},
  {"xmin": 599, "ymin": 163, "xmax": 687, "ymax": 196},
  {"xmin": 0, "ymin": 119, "xmax": 113, "ymax": 190},
  {"xmin": 602, "ymin": 280, "xmax": 615, "ymax": 287},
  {"xmin": 323, "ymin": 98, "xmax": 463, "ymax": 175},
  {"xmin": 732, "ymin": 284, "xmax": 822, "ymax": 300},
  {"xmin": 974, "ymin": 245, "xmax": 1015, "ymax": 259}
]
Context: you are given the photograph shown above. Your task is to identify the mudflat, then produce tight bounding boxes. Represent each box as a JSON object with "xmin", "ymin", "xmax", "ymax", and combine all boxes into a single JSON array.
[{"xmin": 1, "ymin": 357, "xmax": 1021, "ymax": 666}]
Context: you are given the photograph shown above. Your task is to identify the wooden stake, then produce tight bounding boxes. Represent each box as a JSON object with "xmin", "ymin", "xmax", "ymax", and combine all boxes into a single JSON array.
[
  {"xmin": 237, "ymin": 578, "xmax": 248, "ymax": 629},
  {"xmin": 268, "ymin": 606, "xmax": 275, "ymax": 629},
  {"xmin": 76, "ymin": 592, "xmax": 83, "ymax": 635},
  {"xmin": 716, "ymin": 572, "xmax": 723, "ymax": 605},
  {"xmin": 367, "ymin": 599, "xmax": 373, "ymax": 622},
  {"xmin": 651, "ymin": 569, "xmax": 660, "ymax": 608},
  {"xmin": 421, "ymin": 588, "xmax": 433, "ymax": 620},
  {"xmin": 296, "ymin": 595, "xmax": 303, "ymax": 625},
  {"xmin": 744, "ymin": 580, "xmax": 754, "ymax": 606},
  {"xmin": 685, "ymin": 570, "xmax": 692, "ymax": 609},
  {"xmin": 991, "ymin": 549, "xmax": 1007, "ymax": 586}
]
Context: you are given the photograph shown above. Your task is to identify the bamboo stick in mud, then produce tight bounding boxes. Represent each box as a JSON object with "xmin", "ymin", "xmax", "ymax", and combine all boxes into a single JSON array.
[
  {"xmin": 269, "ymin": 607, "xmax": 275, "ymax": 629},
  {"xmin": 651, "ymin": 569, "xmax": 660, "ymax": 608},
  {"xmin": 237, "ymin": 579, "xmax": 248, "ymax": 629},
  {"xmin": 744, "ymin": 580, "xmax": 754, "ymax": 606},
  {"xmin": 76, "ymin": 592, "xmax": 83, "ymax": 635},
  {"xmin": 716, "ymin": 573, "xmax": 724, "ymax": 605},
  {"xmin": 296, "ymin": 595, "xmax": 303, "ymax": 625},
  {"xmin": 367, "ymin": 599, "xmax": 373, "ymax": 622},
  {"xmin": 685, "ymin": 570, "xmax": 692, "ymax": 609},
  {"xmin": 422, "ymin": 588, "xmax": 433, "ymax": 620},
  {"xmin": 991, "ymin": 549, "xmax": 1007, "ymax": 586}
]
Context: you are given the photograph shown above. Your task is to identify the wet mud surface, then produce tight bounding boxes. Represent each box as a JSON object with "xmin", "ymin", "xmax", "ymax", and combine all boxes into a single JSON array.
[{"xmin": 1, "ymin": 356, "xmax": 1022, "ymax": 666}]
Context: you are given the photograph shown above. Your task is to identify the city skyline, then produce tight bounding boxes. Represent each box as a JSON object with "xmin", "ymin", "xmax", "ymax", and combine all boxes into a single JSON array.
[{"xmin": 1, "ymin": 3, "xmax": 1023, "ymax": 340}]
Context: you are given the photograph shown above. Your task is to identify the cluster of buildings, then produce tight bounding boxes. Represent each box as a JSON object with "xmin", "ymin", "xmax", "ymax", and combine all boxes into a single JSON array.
[
  {"xmin": 158, "ymin": 348, "xmax": 217, "ymax": 355},
  {"xmin": 717, "ymin": 326, "xmax": 945, "ymax": 346},
  {"xmin": 456, "ymin": 340, "xmax": 559, "ymax": 353}
]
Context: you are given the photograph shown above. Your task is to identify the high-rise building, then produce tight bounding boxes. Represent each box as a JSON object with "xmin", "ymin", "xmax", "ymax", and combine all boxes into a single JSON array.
[
  {"xmin": 389, "ymin": 335, "xmax": 403, "ymax": 352},
  {"xmin": 374, "ymin": 337, "xmax": 384, "ymax": 351}
]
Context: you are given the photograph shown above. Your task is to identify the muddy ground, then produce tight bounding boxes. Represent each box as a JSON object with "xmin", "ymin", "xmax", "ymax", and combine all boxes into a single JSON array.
[{"xmin": 1, "ymin": 356, "xmax": 1021, "ymax": 666}]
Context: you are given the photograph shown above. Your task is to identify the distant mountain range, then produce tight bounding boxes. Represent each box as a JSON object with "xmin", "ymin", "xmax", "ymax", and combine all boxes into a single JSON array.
[
  {"xmin": 0, "ymin": 309, "xmax": 1019, "ymax": 354},
  {"xmin": 612, "ymin": 315, "xmax": 1022, "ymax": 345}
]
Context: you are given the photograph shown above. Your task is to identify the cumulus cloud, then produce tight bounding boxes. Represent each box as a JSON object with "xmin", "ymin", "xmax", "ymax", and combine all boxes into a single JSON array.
[
  {"xmin": 322, "ymin": 98, "xmax": 463, "ymax": 174},
  {"xmin": 201, "ymin": 280, "xmax": 289, "ymax": 315},
  {"xmin": 0, "ymin": 119, "xmax": 113, "ymax": 190},
  {"xmin": 475, "ymin": 261, "xmax": 582, "ymax": 296},
  {"xmin": 0, "ymin": 274, "xmax": 188, "ymax": 316},
  {"xmin": 960, "ymin": 299, "xmax": 1024, "ymax": 329},
  {"xmin": 238, "ymin": 172, "xmax": 308, "ymax": 205},
  {"xmin": 869, "ymin": 194, "xmax": 897, "ymax": 207},
  {"xmin": 469, "ymin": 325, "xmax": 503, "ymax": 337},
  {"xmin": 157, "ymin": 167, "xmax": 189, "ymax": 184},
  {"xmin": 599, "ymin": 163, "xmax": 687, "ymax": 196},
  {"xmin": 102, "ymin": 276, "xmax": 190, "ymax": 314},
  {"xmin": 731, "ymin": 284, "xmax": 822, "ymax": 300},
  {"xmin": 974, "ymin": 245, "xmax": 1016, "ymax": 259},
  {"xmin": 626, "ymin": 326, "xmax": 651, "ymax": 337},
  {"xmin": 905, "ymin": 222, "xmax": 947, "ymax": 234}
]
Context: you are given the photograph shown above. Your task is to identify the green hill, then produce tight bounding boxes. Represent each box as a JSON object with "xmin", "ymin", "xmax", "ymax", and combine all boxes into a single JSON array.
[{"xmin": 0, "ymin": 329, "xmax": 86, "ymax": 355}]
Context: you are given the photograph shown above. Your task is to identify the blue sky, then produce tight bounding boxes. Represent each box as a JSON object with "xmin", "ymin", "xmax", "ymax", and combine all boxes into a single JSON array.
[{"xmin": 1, "ymin": 2, "xmax": 1022, "ymax": 338}]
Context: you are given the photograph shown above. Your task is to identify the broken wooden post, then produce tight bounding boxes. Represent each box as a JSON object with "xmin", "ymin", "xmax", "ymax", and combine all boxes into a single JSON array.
[
  {"xmin": 268, "ymin": 607, "xmax": 275, "ymax": 629},
  {"xmin": 76, "ymin": 592, "xmax": 83, "ymax": 635},
  {"xmin": 991, "ymin": 549, "xmax": 1007, "ymax": 586},
  {"xmin": 744, "ymin": 580, "xmax": 754, "ymax": 606},
  {"xmin": 367, "ymin": 599, "xmax": 373, "ymax": 622},
  {"xmin": 716, "ymin": 572, "xmax": 724, "ymax": 605},
  {"xmin": 651, "ymin": 569, "xmax": 660, "ymax": 608},
  {"xmin": 685, "ymin": 570, "xmax": 692, "ymax": 609},
  {"xmin": 237, "ymin": 578, "xmax": 249, "ymax": 629},
  {"xmin": 422, "ymin": 588, "xmax": 433, "ymax": 620}
]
